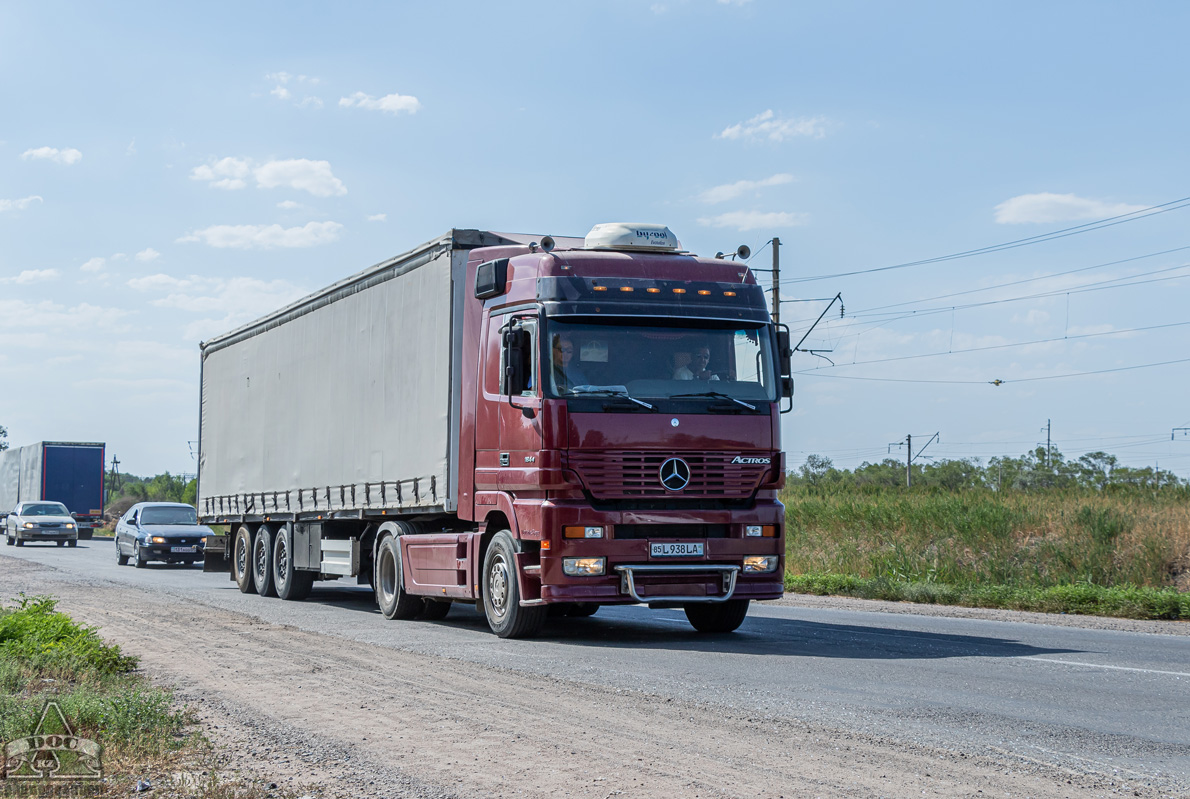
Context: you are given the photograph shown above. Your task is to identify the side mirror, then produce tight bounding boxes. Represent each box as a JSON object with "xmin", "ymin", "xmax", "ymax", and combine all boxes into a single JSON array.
[
  {"xmin": 475, "ymin": 258, "xmax": 510, "ymax": 300},
  {"xmin": 777, "ymin": 327, "xmax": 794, "ymax": 409},
  {"xmin": 502, "ymin": 326, "xmax": 529, "ymax": 396}
]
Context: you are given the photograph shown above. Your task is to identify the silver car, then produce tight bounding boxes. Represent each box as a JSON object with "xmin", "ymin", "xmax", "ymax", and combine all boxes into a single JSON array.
[
  {"xmin": 115, "ymin": 502, "xmax": 210, "ymax": 568},
  {"xmin": 4, "ymin": 501, "xmax": 78, "ymax": 547}
]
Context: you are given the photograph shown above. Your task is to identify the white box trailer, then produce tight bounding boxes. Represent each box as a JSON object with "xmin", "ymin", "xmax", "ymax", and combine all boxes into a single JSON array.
[{"xmin": 197, "ymin": 229, "xmax": 514, "ymax": 520}]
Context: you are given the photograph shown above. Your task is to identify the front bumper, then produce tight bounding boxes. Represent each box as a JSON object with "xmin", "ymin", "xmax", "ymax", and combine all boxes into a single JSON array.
[
  {"xmin": 16, "ymin": 529, "xmax": 77, "ymax": 542},
  {"xmin": 527, "ymin": 499, "xmax": 785, "ymax": 605},
  {"xmin": 140, "ymin": 544, "xmax": 205, "ymax": 561}
]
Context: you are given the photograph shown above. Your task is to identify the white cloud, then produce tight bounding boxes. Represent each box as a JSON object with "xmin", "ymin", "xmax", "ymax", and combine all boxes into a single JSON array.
[
  {"xmin": 21, "ymin": 146, "xmax": 83, "ymax": 164},
  {"xmin": 0, "ymin": 196, "xmax": 43, "ymax": 212},
  {"xmin": 191, "ymin": 157, "xmax": 346, "ymax": 196},
  {"xmin": 266, "ymin": 71, "xmax": 293, "ymax": 84},
  {"xmin": 111, "ymin": 253, "xmax": 127, "ymax": 261},
  {"xmin": 144, "ymin": 276, "xmax": 309, "ymax": 340},
  {"xmin": 277, "ymin": 200, "xmax": 301, "ymax": 210},
  {"xmin": 270, "ymin": 85, "xmax": 291, "ymax": 100},
  {"xmin": 716, "ymin": 110, "xmax": 827, "ymax": 142},
  {"xmin": 297, "ymin": 96, "xmax": 324, "ymax": 109},
  {"xmin": 366, "ymin": 213, "xmax": 387, "ymax": 222},
  {"xmin": 190, "ymin": 157, "xmax": 251, "ymax": 190},
  {"xmin": 0, "ymin": 300, "xmax": 129, "ymax": 332},
  {"xmin": 339, "ymin": 91, "xmax": 421, "ymax": 115},
  {"xmin": 994, "ymin": 193, "xmax": 1148, "ymax": 224},
  {"xmin": 127, "ymin": 273, "xmax": 209, "ymax": 292},
  {"xmin": 718, "ymin": 0, "xmax": 752, "ymax": 4},
  {"xmin": 253, "ymin": 159, "xmax": 346, "ymax": 197},
  {"xmin": 126, "ymin": 139, "xmax": 137, "ymax": 156},
  {"xmin": 135, "ymin": 248, "xmax": 161, "ymax": 262},
  {"xmin": 0, "ymin": 268, "xmax": 60, "ymax": 285},
  {"xmin": 80, "ymin": 257, "xmax": 106, "ymax": 273},
  {"xmin": 697, "ymin": 211, "xmax": 809, "ymax": 231},
  {"xmin": 266, "ymin": 72, "xmax": 324, "ymax": 108},
  {"xmin": 700, "ymin": 173, "xmax": 794, "ymax": 204},
  {"xmin": 177, "ymin": 221, "xmax": 343, "ymax": 249}
]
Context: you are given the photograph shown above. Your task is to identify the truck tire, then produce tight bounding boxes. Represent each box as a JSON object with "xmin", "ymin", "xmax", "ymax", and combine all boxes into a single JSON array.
[
  {"xmin": 253, "ymin": 525, "xmax": 277, "ymax": 598},
  {"xmin": 273, "ymin": 526, "xmax": 314, "ymax": 601},
  {"xmin": 419, "ymin": 599, "xmax": 451, "ymax": 621},
  {"xmin": 482, "ymin": 531, "xmax": 546, "ymax": 639},
  {"xmin": 232, "ymin": 526, "xmax": 256, "ymax": 594},
  {"xmin": 375, "ymin": 534, "xmax": 421, "ymax": 620},
  {"xmin": 684, "ymin": 599, "xmax": 750, "ymax": 633}
]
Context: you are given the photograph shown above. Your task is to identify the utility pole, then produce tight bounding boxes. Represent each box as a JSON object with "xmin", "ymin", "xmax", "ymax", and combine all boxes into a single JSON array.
[
  {"xmin": 1046, "ymin": 419, "xmax": 1052, "ymax": 468},
  {"xmin": 1173, "ymin": 427, "xmax": 1190, "ymax": 440},
  {"xmin": 108, "ymin": 455, "xmax": 121, "ymax": 503},
  {"xmin": 771, "ymin": 236, "xmax": 780, "ymax": 326},
  {"xmin": 888, "ymin": 432, "xmax": 938, "ymax": 488}
]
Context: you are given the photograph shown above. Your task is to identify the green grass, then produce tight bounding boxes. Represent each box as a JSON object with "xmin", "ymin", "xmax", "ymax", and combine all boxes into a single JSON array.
[
  {"xmin": 0, "ymin": 595, "xmax": 292, "ymax": 797},
  {"xmin": 785, "ymin": 572, "xmax": 1190, "ymax": 620},
  {"xmin": 780, "ymin": 486, "xmax": 1190, "ymax": 618}
]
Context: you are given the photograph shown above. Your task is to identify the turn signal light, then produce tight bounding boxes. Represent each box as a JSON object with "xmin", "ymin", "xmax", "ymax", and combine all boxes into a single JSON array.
[
  {"xmin": 564, "ymin": 526, "xmax": 605, "ymax": 539},
  {"xmin": 744, "ymin": 525, "xmax": 777, "ymax": 537}
]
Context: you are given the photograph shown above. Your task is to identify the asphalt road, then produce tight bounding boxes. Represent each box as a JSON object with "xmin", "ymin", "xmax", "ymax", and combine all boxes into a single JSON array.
[{"xmin": 5, "ymin": 539, "xmax": 1189, "ymax": 794}]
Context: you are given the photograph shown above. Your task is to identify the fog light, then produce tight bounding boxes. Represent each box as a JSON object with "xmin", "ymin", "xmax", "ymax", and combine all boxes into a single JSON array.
[
  {"xmin": 151, "ymin": 536, "xmax": 167, "ymax": 544},
  {"xmin": 562, "ymin": 557, "xmax": 606, "ymax": 576},
  {"xmin": 564, "ymin": 526, "xmax": 604, "ymax": 539},
  {"xmin": 743, "ymin": 555, "xmax": 778, "ymax": 573}
]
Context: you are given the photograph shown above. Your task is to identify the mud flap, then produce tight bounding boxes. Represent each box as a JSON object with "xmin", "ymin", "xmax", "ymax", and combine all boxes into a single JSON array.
[{"xmin": 203, "ymin": 534, "xmax": 231, "ymax": 573}]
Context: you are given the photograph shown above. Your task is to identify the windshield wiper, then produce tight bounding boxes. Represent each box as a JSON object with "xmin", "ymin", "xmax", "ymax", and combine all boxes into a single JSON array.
[
  {"xmin": 671, "ymin": 391, "xmax": 757, "ymax": 411},
  {"xmin": 570, "ymin": 386, "xmax": 655, "ymax": 410}
]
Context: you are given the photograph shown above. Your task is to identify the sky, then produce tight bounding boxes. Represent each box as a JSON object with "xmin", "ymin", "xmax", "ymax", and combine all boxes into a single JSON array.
[{"xmin": 2, "ymin": 1, "xmax": 1189, "ymax": 479}]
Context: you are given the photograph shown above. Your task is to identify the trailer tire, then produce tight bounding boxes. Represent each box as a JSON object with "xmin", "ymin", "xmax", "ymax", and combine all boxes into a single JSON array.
[
  {"xmin": 482, "ymin": 531, "xmax": 546, "ymax": 639},
  {"xmin": 232, "ymin": 526, "xmax": 256, "ymax": 594},
  {"xmin": 375, "ymin": 534, "xmax": 421, "ymax": 620},
  {"xmin": 253, "ymin": 525, "xmax": 277, "ymax": 598},
  {"xmin": 273, "ymin": 526, "xmax": 313, "ymax": 601},
  {"xmin": 684, "ymin": 599, "xmax": 750, "ymax": 633},
  {"xmin": 419, "ymin": 599, "xmax": 451, "ymax": 621}
]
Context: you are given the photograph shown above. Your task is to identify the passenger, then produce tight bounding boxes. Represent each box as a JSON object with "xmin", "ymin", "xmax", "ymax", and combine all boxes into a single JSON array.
[
  {"xmin": 552, "ymin": 335, "xmax": 590, "ymax": 392},
  {"xmin": 673, "ymin": 345, "xmax": 718, "ymax": 381}
]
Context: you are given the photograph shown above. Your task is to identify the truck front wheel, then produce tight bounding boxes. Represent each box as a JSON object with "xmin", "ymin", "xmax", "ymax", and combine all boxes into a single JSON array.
[
  {"xmin": 253, "ymin": 525, "xmax": 277, "ymax": 598},
  {"xmin": 273, "ymin": 526, "xmax": 313, "ymax": 601},
  {"xmin": 482, "ymin": 531, "xmax": 546, "ymax": 639},
  {"xmin": 375, "ymin": 535, "xmax": 421, "ymax": 620},
  {"xmin": 684, "ymin": 599, "xmax": 750, "ymax": 633},
  {"xmin": 232, "ymin": 526, "xmax": 256, "ymax": 594}
]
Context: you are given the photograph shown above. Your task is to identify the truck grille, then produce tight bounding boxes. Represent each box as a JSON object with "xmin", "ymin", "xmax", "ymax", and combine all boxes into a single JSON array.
[
  {"xmin": 614, "ymin": 524, "xmax": 729, "ymax": 539},
  {"xmin": 566, "ymin": 451, "xmax": 769, "ymax": 500}
]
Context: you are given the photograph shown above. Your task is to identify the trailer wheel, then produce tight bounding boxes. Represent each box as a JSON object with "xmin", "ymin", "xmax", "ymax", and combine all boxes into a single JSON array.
[
  {"xmin": 232, "ymin": 526, "xmax": 256, "ymax": 594},
  {"xmin": 273, "ymin": 526, "xmax": 313, "ymax": 601},
  {"xmin": 375, "ymin": 535, "xmax": 422, "ymax": 620},
  {"xmin": 253, "ymin": 525, "xmax": 277, "ymax": 598},
  {"xmin": 419, "ymin": 599, "xmax": 452, "ymax": 621},
  {"xmin": 482, "ymin": 531, "xmax": 546, "ymax": 639},
  {"xmin": 684, "ymin": 599, "xmax": 750, "ymax": 633}
]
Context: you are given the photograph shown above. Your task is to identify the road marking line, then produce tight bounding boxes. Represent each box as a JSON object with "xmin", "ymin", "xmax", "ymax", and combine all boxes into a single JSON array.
[{"xmin": 1026, "ymin": 657, "xmax": 1190, "ymax": 678}]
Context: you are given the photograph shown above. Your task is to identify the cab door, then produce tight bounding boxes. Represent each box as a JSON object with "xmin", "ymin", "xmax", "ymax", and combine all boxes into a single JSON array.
[{"xmin": 475, "ymin": 313, "xmax": 543, "ymax": 491}]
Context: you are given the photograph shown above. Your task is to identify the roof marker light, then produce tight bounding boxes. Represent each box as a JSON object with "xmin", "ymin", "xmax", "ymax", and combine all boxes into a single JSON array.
[
  {"xmin": 620, "ymin": 286, "xmax": 634, "ymax": 292},
  {"xmin": 646, "ymin": 287, "xmax": 661, "ymax": 293},
  {"xmin": 697, "ymin": 289, "xmax": 712, "ymax": 296},
  {"xmin": 673, "ymin": 288, "xmax": 686, "ymax": 294}
]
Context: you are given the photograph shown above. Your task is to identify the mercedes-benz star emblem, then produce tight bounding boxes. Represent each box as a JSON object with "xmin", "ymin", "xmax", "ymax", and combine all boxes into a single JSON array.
[{"xmin": 659, "ymin": 458, "xmax": 691, "ymax": 492}]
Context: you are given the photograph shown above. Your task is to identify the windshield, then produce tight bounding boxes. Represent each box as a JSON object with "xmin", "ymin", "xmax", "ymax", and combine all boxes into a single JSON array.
[
  {"xmin": 24, "ymin": 503, "xmax": 69, "ymax": 516},
  {"xmin": 545, "ymin": 319, "xmax": 776, "ymax": 401},
  {"xmin": 140, "ymin": 506, "xmax": 198, "ymax": 525}
]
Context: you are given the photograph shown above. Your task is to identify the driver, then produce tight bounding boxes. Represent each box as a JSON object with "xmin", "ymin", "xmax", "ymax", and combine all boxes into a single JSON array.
[
  {"xmin": 674, "ymin": 345, "xmax": 719, "ymax": 381},
  {"xmin": 551, "ymin": 334, "xmax": 589, "ymax": 392}
]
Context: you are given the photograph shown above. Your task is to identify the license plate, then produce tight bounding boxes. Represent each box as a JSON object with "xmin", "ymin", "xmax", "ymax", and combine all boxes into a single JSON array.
[
  {"xmin": 650, "ymin": 542, "xmax": 703, "ymax": 558},
  {"xmin": 171, "ymin": 546, "xmax": 196, "ymax": 553}
]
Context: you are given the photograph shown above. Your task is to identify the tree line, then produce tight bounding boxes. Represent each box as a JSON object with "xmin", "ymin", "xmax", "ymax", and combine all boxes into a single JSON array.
[{"xmin": 793, "ymin": 447, "xmax": 1187, "ymax": 491}]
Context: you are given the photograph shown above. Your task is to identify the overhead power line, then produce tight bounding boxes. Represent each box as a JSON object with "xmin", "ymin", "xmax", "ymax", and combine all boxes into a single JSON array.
[
  {"xmin": 794, "ymin": 355, "xmax": 1190, "ymax": 385},
  {"xmin": 781, "ymin": 195, "xmax": 1190, "ymax": 285}
]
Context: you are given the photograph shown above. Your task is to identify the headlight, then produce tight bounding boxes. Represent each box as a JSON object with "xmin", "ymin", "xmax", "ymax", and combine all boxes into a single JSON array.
[
  {"xmin": 151, "ymin": 536, "xmax": 167, "ymax": 544},
  {"xmin": 743, "ymin": 555, "xmax": 778, "ymax": 573},
  {"xmin": 65, "ymin": 523, "xmax": 75, "ymax": 529},
  {"xmin": 744, "ymin": 525, "xmax": 777, "ymax": 537},
  {"xmin": 23, "ymin": 522, "xmax": 34, "ymax": 529},
  {"xmin": 564, "ymin": 526, "xmax": 604, "ymax": 539},
  {"xmin": 562, "ymin": 557, "xmax": 606, "ymax": 576}
]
